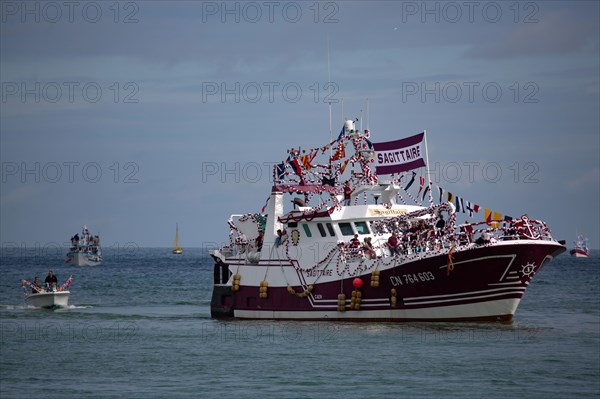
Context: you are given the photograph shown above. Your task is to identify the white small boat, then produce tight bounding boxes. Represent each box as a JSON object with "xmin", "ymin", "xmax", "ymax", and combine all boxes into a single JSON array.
[
  {"xmin": 22, "ymin": 275, "xmax": 73, "ymax": 309},
  {"xmin": 25, "ymin": 291, "xmax": 70, "ymax": 309}
]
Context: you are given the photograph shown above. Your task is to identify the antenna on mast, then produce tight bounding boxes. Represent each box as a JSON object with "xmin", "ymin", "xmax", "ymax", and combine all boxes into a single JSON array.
[
  {"xmin": 360, "ymin": 109, "xmax": 363, "ymax": 132},
  {"xmin": 366, "ymin": 98, "xmax": 370, "ymax": 131},
  {"xmin": 327, "ymin": 40, "xmax": 332, "ymax": 137},
  {"xmin": 327, "ymin": 35, "xmax": 333, "ymax": 169}
]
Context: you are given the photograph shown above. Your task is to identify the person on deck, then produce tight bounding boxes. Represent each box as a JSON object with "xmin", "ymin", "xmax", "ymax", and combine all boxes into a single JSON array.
[
  {"xmin": 344, "ymin": 181, "xmax": 353, "ymax": 206},
  {"xmin": 349, "ymin": 234, "xmax": 360, "ymax": 248},
  {"xmin": 388, "ymin": 232, "xmax": 399, "ymax": 256},
  {"xmin": 435, "ymin": 214, "xmax": 445, "ymax": 233},
  {"xmin": 255, "ymin": 231, "xmax": 264, "ymax": 251},
  {"xmin": 363, "ymin": 237, "xmax": 375, "ymax": 259},
  {"xmin": 275, "ymin": 229, "xmax": 288, "ymax": 247}
]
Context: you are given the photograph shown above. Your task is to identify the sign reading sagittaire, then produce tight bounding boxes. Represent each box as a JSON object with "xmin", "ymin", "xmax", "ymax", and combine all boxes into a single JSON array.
[{"xmin": 373, "ymin": 132, "xmax": 426, "ymax": 175}]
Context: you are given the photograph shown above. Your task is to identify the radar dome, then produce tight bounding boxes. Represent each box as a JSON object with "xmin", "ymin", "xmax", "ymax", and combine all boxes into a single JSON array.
[{"xmin": 344, "ymin": 120, "xmax": 355, "ymax": 133}]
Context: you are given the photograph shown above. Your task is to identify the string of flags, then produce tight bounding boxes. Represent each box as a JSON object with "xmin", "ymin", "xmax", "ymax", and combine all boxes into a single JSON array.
[
  {"xmin": 273, "ymin": 123, "xmax": 513, "ymax": 226},
  {"xmin": 401, "ymin": 173, "xmax": 513, "ymax": 226}
]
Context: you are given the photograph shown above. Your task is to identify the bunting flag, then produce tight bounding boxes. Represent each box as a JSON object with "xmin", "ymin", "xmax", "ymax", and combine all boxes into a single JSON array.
[
  {"xmin": 465, "ymin": 201, "xmax": 474, "ymax": 217},
  {"xmin": 365, "ymin": 138, "xmax": 373, "ymax": 149},
  {"xmin": 473, "ymin": 204, "xmax": 480, "ymax": 213},
  {"xmin": 261, "ymin": 196, "xmax": 270, "ymax": 213},
  {"xmin": 300, "ymin": 154, "xmax": 313, "ymax": 170},
  {"xmin": 422, "ymin": 185, "xmax": 430, "ymax": 201},
  {"xmin": 372, "ymin": 132, "xmax": 426, "ymax": 175},
  {"xmin": 484, "ymin": 209, "xmax": 492, "ymax": 225},
  {"xmin": 339, "ymin": 159, "xmax": 350, "ymax": 174},
  {"xmin": 504, "ymin": 215, "xmax": 513, "ymax": 222},
  {"xmin": 438, "ymin": 186, "xmax": 444, "ymax": 203},
  {"xmin": 276, "ymin": 163, "xmax": 285, "ymax": 180},
  {"xmin": 290, "ymin": 159, "xmax": 302, "ymax": 177},
  {"xmin": 59, "ymin": 275, "xmax": 73, "ymax": 291},
  {"xmin": 404, "ymin": 171, "xmax": 417, "ymax": 190},
  {"xmin": 330, "ymin": 142, "xmax": 346, "ymax": 161},
  {"xmin": 492, "ymin": 212, "xmax": 503, "ymax": 228},
  {"xmin": 455, "ymin": 195, "xmax": 461, "ymax": 213},
  {"xmin": 417, "ymin": 176, "xmax": 425, "ymax": 197},
  {"xmin": 446, "ymin": 192, "xmax": 455, "ymax": 203},
  {"xmin": 336, "ymin": 124, "xmax": 345, "ymax": 141},
  {"xmin": 322, "ymin": 176, "xmax": 336, "ymax": 187},
  {"xmin": 460, "ymin": 197, "xmax": 465, "ymax": 214}
]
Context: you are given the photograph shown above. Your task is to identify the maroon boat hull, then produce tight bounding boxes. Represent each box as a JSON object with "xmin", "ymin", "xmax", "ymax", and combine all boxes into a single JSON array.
[{"xmin": 211, "ymin": 241, "xmax": 565, "ymax": 322}]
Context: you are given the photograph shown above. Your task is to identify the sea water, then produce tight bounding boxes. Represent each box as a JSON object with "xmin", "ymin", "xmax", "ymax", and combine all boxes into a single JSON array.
[{"xmin": 1, "ymin": 248, "xmax": 598, "ymax": 398}]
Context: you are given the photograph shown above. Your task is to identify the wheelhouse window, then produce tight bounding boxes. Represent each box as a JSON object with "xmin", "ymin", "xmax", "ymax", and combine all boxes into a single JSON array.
[
  {"xmin": 302, "ymin": 223, "xmax": 312, "ymax": 237},
  {"xmin": 325, "ymin": 223, "xmax": 335, "ymax": 236},
  {"xmin": 354, "ymin": 221, "xmax": 370, "ymax": 235},
  {"xmin": 287, "ymin": 221, "xmax": 298, "ymax": 228},
  {"xmin": 317, "ymin": 223, "xmax": 327, "ymax": 237},
  {"xmin": 338, "ymin": 222, "xmax": 354, "ymax": 236}
]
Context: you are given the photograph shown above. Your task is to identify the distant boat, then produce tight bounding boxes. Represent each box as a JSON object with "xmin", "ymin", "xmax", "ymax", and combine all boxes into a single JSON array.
[
  {"xmin": 65, "ymin": 225, "xmax": 102, "ymax": 266},
  {"xmin": 172, "ymin": 223, "xmax": 183, "ymax": 254},
  {"xmin": 570, "ymin": 234, "xmax": 590, "ymax": 258}
]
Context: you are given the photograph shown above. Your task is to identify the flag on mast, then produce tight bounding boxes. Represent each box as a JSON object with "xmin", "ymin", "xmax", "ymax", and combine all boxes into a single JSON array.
[{"xmin": 372, "ymin": 132, "xmax": 426, "ymax": 175}]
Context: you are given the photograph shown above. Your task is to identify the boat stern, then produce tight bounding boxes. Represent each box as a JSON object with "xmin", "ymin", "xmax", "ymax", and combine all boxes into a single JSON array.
[{"xmin": 210, "ymin": 249, "xmax": 234, "ymax": 318}]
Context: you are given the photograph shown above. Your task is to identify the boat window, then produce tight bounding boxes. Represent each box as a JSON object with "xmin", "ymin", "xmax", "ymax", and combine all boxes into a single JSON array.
[
  {"xmin": 288, "ymin": 221, "xmax": 298, "ymax": 228},
  {"xmin": 302, "ymin": 223, "xmax": 312, "ymax": 238},
  {"xmin": 355, "ymin": 221, "xmax": 370, "ymax": 235},
  {"xmin": 325, "ymin": 223, "xmax": 335, "ymax": 236},
  {"xmin": 338, "ymin": 222, "xmax": 354, "ymax": 236},
  {"xmin": 317, "ymin": 223, "xmax": 327, "ymax": 237}
]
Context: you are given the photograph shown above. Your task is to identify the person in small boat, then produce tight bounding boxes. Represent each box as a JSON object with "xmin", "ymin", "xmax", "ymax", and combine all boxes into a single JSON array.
[
  {"xmin": 44, "ymin": 271, "xmax": 58, "ymax": 290},
  {"xmin": 30, "ymin": 276, "xmax": 41, "ymax": 294}
]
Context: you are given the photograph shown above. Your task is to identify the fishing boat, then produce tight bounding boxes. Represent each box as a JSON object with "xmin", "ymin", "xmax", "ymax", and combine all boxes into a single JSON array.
[
  {"xmin": 22, "ymin": 276, "xmax": 72, "ymax": 309},
  {"xmin": 570, "ymin": 234, "xmax": 590, "ymax": 258},
  {"xmin": 173, "ymin": 223, "xmax": 183, "ymax": 254},
  {"xmin": 65, "ymin": 225, "xmax": 102, "ymax": 266},
  {"xmin": 209, "ymin": 120, "xmax": 565, "ymax": 322}
]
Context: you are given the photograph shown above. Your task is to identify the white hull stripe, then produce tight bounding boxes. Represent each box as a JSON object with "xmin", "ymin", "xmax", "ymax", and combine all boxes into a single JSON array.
[{"xmin": 234, "ymin": 298, "xmax": 521, "ymax": 320}]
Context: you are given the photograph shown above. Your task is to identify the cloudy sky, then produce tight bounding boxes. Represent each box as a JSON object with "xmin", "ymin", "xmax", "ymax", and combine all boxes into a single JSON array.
[{"xmin": 1, "ymin": 1, "xmax": 598, "ymax": 250}]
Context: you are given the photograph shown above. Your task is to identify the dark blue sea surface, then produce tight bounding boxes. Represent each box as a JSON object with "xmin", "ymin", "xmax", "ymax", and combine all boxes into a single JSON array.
[{"xmin": 1, "ymin": 248, "xmax": 598, "ymax": 398}]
